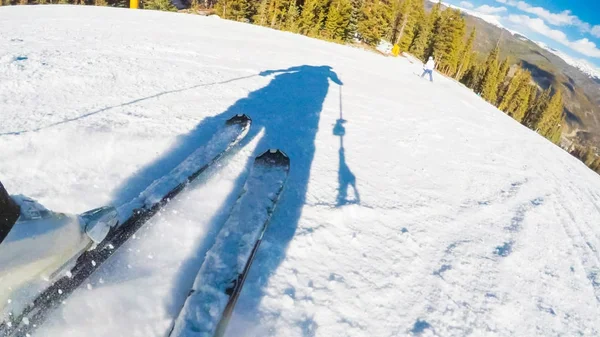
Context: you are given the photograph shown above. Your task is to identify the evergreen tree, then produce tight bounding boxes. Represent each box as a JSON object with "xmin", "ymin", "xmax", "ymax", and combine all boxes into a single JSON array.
[
  {"xmin": 348, "ymin": 0, "xmax": 364, "ymax": 40},
  {"xmin": 389, "ymin": 0, "xmax": 418, "ymax": 51},
  {"xmin": 495, "ymin": 58, "xmax": 510, "ymax": 100},
  {"xmin": 403, "ymin": 0, "xmax": 424, "ymax": 49},
  {"xmin": 498, "ymin": 69, "xmax": 525, "ymax": 111},
  {"xmin": 357, "ymin": 0, "xmax": 392, "ymax": 46},
  {"xmin": 408, "ymin": 1, "xmax": 432, "ymax": 59},
  {"xmin": 461, "ymin": 57, "xmax": 486, "ymax": 90},
  {"xmin": 535, "ymin": 89, "xmax": 564, "ymax": 143},
  {"xmin": 214, "ymin": 0, "xmax": 250, "ymax": 20},
  {"xmin": 298, "ymin": 0, "xmax": 325, "ymax": 36},
  {"xmin": 144, "ymin": 0, "xmax": 176, "ymax": 10},
  {"xmin": 324, "ymin": 0, "xmax": 353, "ymax": 41},
  {"xmin": 478, "ymin": 44, "xmax": 500, "ymax": 102},
  {"xmin": 480, "ymin": 59, "xmax": 499, "ymax": 102},
  {"xmin": 431, "ymin": 8, "xmax": 465, "ymax": 75},
  {"xmin": 285, "ymin": 1, "xmax": 300, "ymax": 32},
  {"xmin": 505, "ymin": 72, "xmax": 532, "ymax": 122},
  {"xmin": 455, "ymin": 28, "xmax": 475, "ymax": 80},
  {"xmin": 477, "ymin": 44, "xmax": 499, "ymax": 90},
  {"xmin": 266, "ymin": 0, "xmax": 291, "ymax": 28},
  {"xmin": 254, "ymin": 0, "xmax": 270, "ymax": 25},
  {"xmin": 523, "ymin": 85, "xmax": 538, "ymax": 123},
  {"xmin": 424, "ymin": 1, "xmax": 442, "ymax": 59},
  {"xmin": 523, "ymin": 86, "xmax": 550, "ymax": 128}
]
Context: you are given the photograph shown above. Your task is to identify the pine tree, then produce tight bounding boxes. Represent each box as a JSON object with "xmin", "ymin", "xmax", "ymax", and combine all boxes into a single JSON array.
[
  {"xmin": 324, "ymin": 0, "xmax": 353, "ymax": 41},
  {"xmin": 390, "ymin": 0, "xmax": 418, "ymax": 51},
  {"xmin": 498, "ymin": 69, "xmax": 525, "ymax": 111},
  {"xmin": 535, "ymin": 89, "xmax": 564, "ymax": 143},
  {"xmin": 455, "ymin": 28, "xmax": 475, "ymax": 80},
  {"xmin": 215, "ymin": 0, "xmax": 251, "ymax": 21},
  {"xmin": 430, "ymin": 8, "xmax": 465, "ymax": 75},
  {"xmin": 348, "ymin": 0, "xmax": 364, "ymax": 40},
  {"xmin": 478, "ymin": 44, "xmax": 500, "ymax": 102},
  {"xmin": 357, "ymin": 0, "xmax": 392, "ymax": 46},
  {"xmin": 461, "ymin": 57, "xmax": 486, "ymax": 90},
  {"xmin": 284, "ymin": 1, "xmax": 300, "ymax": 32},
  {"xmin": 523, "ymin": 86, "xmax": 550, "ymax": 128},
  {"xmin": 480, "ymin": 59, "xmax": 499, "ymax": 102},
  {"xmin": 144, "ymin": 0, "xmax": 176, "ymax": 11},
  {"xmin": 477, "ymin": 44, "xmax": 499, "ymax": 90},
  {"xmin": 505, "ymin": 72, "xmax": 532, "ymax": 122},
  {"xmin": 495, "ymin": 58, "xmax": 510, "ymax": 100},
  {"xmin": 254, "ymin": 0, "xmax": 270, "ymax": 25},
  {"xmin": 423, "ymin": 1, "xmax": 442, "ymax": 59},
  {"xmin": 298, "ymin": 0, "xmax": 325, "ymax": 36},
  {"xmin": 408, "ymin": 2, "xmax": 433, "ymax": 59},
  {"xmin": 266, "ymin": 0, "xmax": 292, "ymax": 28}
]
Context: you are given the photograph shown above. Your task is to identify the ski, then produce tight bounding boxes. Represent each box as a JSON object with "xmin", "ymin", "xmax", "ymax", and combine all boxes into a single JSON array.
[
  {"xmin": 169, "ymin": 149, "xmax": 290, "ymax": 337},
  {"xmin": 0, "ymin": 114, "xmax": 252, "ymax": 337}
]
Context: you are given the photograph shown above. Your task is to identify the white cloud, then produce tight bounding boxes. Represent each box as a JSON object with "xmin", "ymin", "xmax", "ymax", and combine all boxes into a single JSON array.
[
  {"xmin": 507, "ymin": 15, "xmax": 600, "ymax": 58},
  {"xmin": 592, "ymin": 26, "xmax": 600, "ymax": 38},
  {"xmin": 569, "ymin": 38, "xmax": 600, "ymax": 58},
  {"xmin": 459, "ymin": 1, "xmax": 474, "ymax": 9},
  {"xmin": 497, "ymin": 0, "xmax": 594, "ymax": 34},
  {"xmin": 475, "ymin": 5, "xmax": 507, "ymax": 14}
]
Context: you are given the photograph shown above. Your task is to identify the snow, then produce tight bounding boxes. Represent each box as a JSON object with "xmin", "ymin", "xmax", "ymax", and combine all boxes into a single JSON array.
[
  {"xmin": 1, "ymin": 5, "xmax": 600, "ymax": 337},
  {"xmin": 535, "ymin": 41, "xmax": 600, "ymax": 80}
]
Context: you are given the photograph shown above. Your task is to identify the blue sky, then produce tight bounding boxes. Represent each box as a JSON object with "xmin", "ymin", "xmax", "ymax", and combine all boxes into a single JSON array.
[{"xmin": 442, "ymin": 0, "xmax": 600, "ymax": 68}]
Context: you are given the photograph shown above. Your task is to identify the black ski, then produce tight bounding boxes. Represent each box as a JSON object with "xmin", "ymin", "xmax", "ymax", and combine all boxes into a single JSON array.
[
  {"xmin": 169, "ymin": 149, "xmax": 290, "ymax": 337},
  {"xmin": 0, "ymin": 114, "xmax": 252, "ymax": 337}
]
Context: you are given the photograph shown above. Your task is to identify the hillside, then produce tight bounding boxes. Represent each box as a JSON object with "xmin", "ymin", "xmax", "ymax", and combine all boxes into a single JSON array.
[
  {"xmin": 436, "ymin": 4, "xmax": 600, "ymax": 147},
  {"xmin": 2, "ymin": 5, "xmax": 600, "ymax": 337}
]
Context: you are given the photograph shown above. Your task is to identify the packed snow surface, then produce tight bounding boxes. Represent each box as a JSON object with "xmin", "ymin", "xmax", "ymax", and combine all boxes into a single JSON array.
[{"xmin": 2, "ymin": 5, "xmax": 600, "ymax": 337}]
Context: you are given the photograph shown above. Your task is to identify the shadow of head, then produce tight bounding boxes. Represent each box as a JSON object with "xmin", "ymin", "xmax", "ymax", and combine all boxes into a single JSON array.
[{"xmin": 259, "ymin": 65, "xmax": 343, "ymax": 86}]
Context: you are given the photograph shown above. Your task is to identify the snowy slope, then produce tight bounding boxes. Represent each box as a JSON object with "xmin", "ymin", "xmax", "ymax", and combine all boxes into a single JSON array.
[{"xmin": 2, "ymin": 5, "xmax": 600, "ymax": 337}]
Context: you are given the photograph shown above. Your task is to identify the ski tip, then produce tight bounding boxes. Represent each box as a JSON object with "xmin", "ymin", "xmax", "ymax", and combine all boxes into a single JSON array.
[
  {"xmin": 225, "ymin": 114, "xmax": 252, "ymax": 126},
  {"xmin": 256, "ymin": 149, "xmax": 290, "ymax": 168}
]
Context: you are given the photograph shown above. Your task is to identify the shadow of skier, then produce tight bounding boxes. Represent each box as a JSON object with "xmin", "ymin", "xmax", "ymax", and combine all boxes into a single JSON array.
[
  {"xmin": 160, "ymin": 65, "xmax": 343, "ymax": 331},
  {"xmin": 0, "ymin": 66, "xmax": 343, "ymax": 336}
]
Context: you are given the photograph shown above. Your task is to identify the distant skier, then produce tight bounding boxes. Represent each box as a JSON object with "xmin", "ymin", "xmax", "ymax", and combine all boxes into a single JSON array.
[{"xmin": 421, "ymin": 56, "xmax": 435, "ymax": 82}]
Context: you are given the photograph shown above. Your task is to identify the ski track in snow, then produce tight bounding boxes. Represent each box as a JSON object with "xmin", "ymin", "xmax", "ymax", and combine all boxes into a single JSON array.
[{"xmin": 1, "ymin": 5, "xmax": 600, "ymax": 337}]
